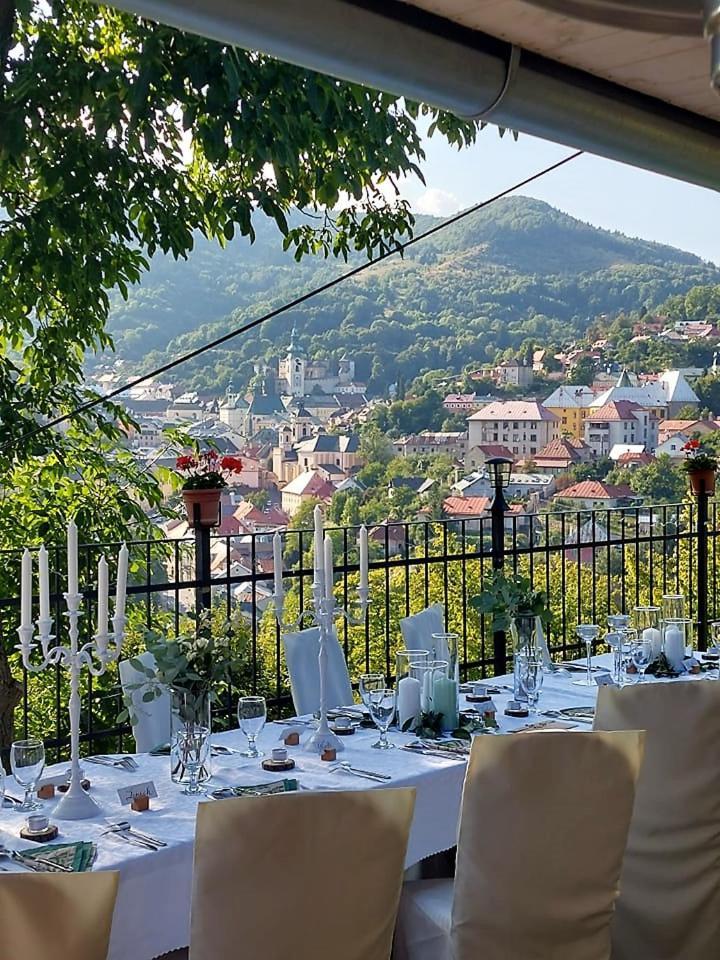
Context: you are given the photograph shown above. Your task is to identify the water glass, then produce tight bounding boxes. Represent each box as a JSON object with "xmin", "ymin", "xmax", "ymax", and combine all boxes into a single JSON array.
[
  {"xmin": 517, "ymin": 655, "xmax": 543, "ymax": 713},
  {"xmin": 367, "ymin": 687, "xmax": 397, "ymax": 750},
  {"xmin": 631, "ymin": 639, "xmax": 653, "ymax": 682},
  {"xmin": 11, "ymin": 738, "xmax": 45, "ymax": 812},
  {"xmin": 237, "ymin": 696, "xmax": 267, "ymax": 758},
  {"xmin": 359, "ymin": 673, "xmax": 385, "ymax": 709},
  {"xmin": 174, "ymin": 724, "xmax": 210, "ymax": 796},
  {"xmin": 574, "ymin": 624, "xmax": 599, "ymax": 687}
]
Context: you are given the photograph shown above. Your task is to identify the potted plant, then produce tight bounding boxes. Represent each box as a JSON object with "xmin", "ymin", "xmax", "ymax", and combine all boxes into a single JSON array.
[
  {"xmin": 121, "ymin": 611, "xmax": 244, "ymax": 784},
  {"xmin": 175, "ymin": 446, "xmax": 243, "ymax": 526},
  {"xmin": 681, "ymin": 439, "xmax": 717, "ymax": 495}
]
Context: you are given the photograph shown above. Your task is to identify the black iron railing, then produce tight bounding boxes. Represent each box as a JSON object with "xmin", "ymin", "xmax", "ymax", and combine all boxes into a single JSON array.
[{"xmin": 0, "ymin": 491, "xmax": 716, "ymax": 759}]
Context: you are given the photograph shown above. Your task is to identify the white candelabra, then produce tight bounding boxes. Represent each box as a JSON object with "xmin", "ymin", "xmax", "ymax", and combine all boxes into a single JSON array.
[
  {"xmin": 272, "ymin": 505, "xmax": 369, "ymax": 754},
  {"xmin": 16, "ymin": 521, "xmax": 129, "ymax": 820}
]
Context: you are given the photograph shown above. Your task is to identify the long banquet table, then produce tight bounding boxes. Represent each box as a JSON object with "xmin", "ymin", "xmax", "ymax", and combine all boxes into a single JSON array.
[{"xmin": 0, "ymin": 654, "xmax": 712, "ymax": 959}]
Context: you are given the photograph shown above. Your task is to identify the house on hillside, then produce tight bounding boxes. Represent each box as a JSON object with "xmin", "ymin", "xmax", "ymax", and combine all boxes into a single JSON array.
[
  {"xmin": 553, "ymin": 480, "xmax": 639, "ymax": 510},
  {"xmin": 467, "ymin": 401, "xmax": 559, "ymax": 458},
  {"xmin": 584, "ymin": 400, "xmax": 657, "ymax": 457},
  {"xmin": 442, "ymin": 496, "xmax": 535, "ymax": 535},
  {"xmin": 280, "ymin": 470, "xmax": 337, "ymax": 516},
  {"xmin": 543, "ymin": 385, "xmax": 595, "ymax": 440},
  {"xmin": 464, "ymin": 443, "xmax": 515, "ymax": 471},
  {"xmin": 528, "ymin": 437, "xmax": 592, "ymax": 475},
  {"xmin": 391, "ymin": 431, "xmax": 467, "ymax": 458}
]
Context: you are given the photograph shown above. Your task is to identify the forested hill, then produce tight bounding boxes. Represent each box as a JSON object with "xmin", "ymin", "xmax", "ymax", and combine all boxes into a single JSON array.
[{"xmin": 105, "ymin": 196, "xmax": 720, "ymax": 394}]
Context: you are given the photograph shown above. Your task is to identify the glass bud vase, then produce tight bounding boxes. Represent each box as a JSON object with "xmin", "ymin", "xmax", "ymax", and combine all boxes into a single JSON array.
[
  {"xmin": 170, "ymin": 686, "xmax": 212, "ymax": 785},
  {"xmin": 511, "ymin": 615, "xmax": 539, "ymax": 703}
]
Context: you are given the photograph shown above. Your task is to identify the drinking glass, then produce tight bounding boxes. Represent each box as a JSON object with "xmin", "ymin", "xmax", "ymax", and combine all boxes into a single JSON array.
[
  {"xmin": 237, "ymin": 696, "xmax": 267, "ymax": 758},
  {"xmin": 517, "ymin": 654, "xmax": 543, "ymax": 713},
  {"xmin": 359, "ymin": 673, "xmax": 385, "ymax": 709},
  {"xmin": 631, "ymin": 639, "xmax": 653, "ymax": 682},
  {"xmin": 574, "ymin": 624, "xmax": 600, "ymax": 687},
  {"xmin": 174, "ymin": 724, "xmax": 210, "ymax": 796},
  {"xmin": 10, "ymin": 738, "xmax": 45, "ymax": 812},
  {"xmin": 367, "ymin": 687, "xmax": 397, "ymax": 750}
]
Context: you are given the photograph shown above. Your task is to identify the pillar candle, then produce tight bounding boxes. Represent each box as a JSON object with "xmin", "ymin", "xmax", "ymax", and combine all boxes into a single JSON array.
[
  {"xmin": 97, "ymin": 555, "xmax": 108, "ymax": 640},
  {"xmin": 115, "ymin": 543, "xmax": 128, "ymax": 622},
  {"xmin": 67, "ymin": 520, "xmax": 78, "ymax": 597},
  {"xmin": 272, "ymin": 532, "xmax": 284, "ymax": 599},
  {"xmin": 433, "ymin": 675, "xmax": 459, "ymax": 732},
  {"xmin": 397, "ymin": 675, "xmax": 421, "ymax": 731},
  {"xmin": 359, "ymin": 525, "xmax": 368, "ymax": 590},
  {"xmin": 20, "ymin": 548, "xmax": 32, "ymax": 630},
  {"xmin": 663, "ymin": 625, "xmax": 684, "ymax": 670},
  {"xmin": 642, "ymin": 626, "xmax": 662, "ymax": 659},
  {"xmin": 38, "ymin": 545, "xmax": 49, "ymax": 622}
]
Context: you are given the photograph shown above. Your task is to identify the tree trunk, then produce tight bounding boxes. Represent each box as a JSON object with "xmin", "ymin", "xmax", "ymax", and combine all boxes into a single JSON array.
[
  {"xmin": 0, "ymin": 649, "xmax": 22, "ymax": 750},
  {"xmin": 0, "ymin": 1, "xmax": 16, "ymax": 96}
]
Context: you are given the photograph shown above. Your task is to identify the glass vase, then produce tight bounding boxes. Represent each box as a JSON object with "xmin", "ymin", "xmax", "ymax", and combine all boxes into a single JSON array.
[
  {"xmin": 170, "ymin": 686, "xmax": 212, "ymax": 785},
  {"xmin": 511, "ymin": 616, "xmax": 539, "ymax": 702}
]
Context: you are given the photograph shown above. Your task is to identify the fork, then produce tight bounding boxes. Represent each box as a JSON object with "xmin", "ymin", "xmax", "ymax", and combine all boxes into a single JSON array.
[
  {"xmin": 329, "ymin": 762, "xmax": 391, "ymax": 783},
  {"xmin": 106, "ymin": 820, "xmax": 166, "ymax": 848},
  {"xmin": 86, "ymin": 755, "xmax": 138, "ymax": 771},
  {"xmin": 100, "ymin": 825, "xmax": 161, "ymax": 851}
]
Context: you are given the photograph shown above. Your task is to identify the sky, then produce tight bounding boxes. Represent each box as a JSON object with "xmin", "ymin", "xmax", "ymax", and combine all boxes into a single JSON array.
[{"xmin": 400, "ymin": 129, "xmax": 720, "ymax": 266}]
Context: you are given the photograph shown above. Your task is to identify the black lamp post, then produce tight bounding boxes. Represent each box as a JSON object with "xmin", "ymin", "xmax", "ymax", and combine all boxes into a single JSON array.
[{"xmin": 486, "ymin": 456, "xmax": 513, "ymax": 675}]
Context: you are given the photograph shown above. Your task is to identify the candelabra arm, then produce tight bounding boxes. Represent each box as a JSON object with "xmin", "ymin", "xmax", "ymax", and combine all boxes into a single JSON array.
[
  {"xmin": 272, "ymin": 589, "xmax": 319, "ymax": 634},
  {"xmin": 335, "ymin": 588, "xmax": 371, "ymax": 627}
]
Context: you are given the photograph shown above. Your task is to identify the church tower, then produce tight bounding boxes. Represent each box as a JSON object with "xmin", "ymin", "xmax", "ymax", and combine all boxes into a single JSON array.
[{"xmin": 278, "ymin": 324, "xmax": 306, "ymax": 397}]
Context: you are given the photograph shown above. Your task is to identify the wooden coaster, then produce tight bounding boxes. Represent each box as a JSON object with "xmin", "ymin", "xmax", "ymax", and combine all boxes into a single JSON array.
[
  {"xmin": 20, "ymin": 825, "xmax": 58, "ymax": 843},
  {"xmin": 262, "ymin": 757, "xmax": 296, "ymax": 772},
  {"xmin": 329, "ymin": 724, "xmax": 356, "ymax": 736},
  {"xmin": 466, "ymin": 693, "xmax": 492, "ymax": 703},
  {"xmin": 505, "ymin": 705, "xmax": 529, "ymax": 718},
  {"xmin": 57, "ymin": 779, "xmax": 90, "ymax": 793}
]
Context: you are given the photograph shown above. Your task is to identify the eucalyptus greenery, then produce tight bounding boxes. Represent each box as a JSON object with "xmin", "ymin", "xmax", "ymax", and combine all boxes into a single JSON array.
[{"xmin": 471, "ymin": 571, "xmax": 551, "ymax": 634}]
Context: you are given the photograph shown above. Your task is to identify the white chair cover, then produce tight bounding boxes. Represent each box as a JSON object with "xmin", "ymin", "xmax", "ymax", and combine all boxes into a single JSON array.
[
  {"xmin": 594, "ymin": 682, "xmax": 720, "ymax": 960},
  {"xmin": 399, "ymin": 605, "xmax": 448, "ymax": 662},
  {"xmin": 282, "ymin": 626, "xmax": 353, "ymax": 716},
  {"xmin": 190, "ymin": 788, "xmax": 416, "ymax": 960},
  {"xmin": 0, "ymin": 871, "xmax": 119, "ymax": 960},
  {"xmin": 395, "ymin": 730, "xmax": 644, "ymax": 960},
  {"xmin": 119, "ymin": 651, "xmax": 171, "ymax": 753}
]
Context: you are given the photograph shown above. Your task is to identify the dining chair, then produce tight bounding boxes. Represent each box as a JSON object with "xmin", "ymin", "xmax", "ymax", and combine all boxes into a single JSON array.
[
  {"xmin": 399, "ymin": 604, "xmax": 448, "ymax": 661},
  {"xmin": 395, "ymin": 729, "xmax": 645, "ymax": 960},
  {"xmin": 190, "ymin": 788, "xmax": 416, "ymax": 960},
  {"xmin": 119, "ymin": 651, "xmax": 171, "ymax": 753},
  {"xmin": 594, "ymin": 681, "xmax": 720, "ymax": 960},
  {"xmin": 0, "ymin": 871, "xmax": 119, "ymax": 960},
  {"xmin": 282, "ymin": 625, "xmax": 354, "ymax": 716}
]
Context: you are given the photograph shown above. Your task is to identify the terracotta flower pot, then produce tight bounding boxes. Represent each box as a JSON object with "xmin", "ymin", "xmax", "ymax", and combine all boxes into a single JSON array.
[
  {"xmin": 182, "ymin": 488, "xmax": 222, "ymax": 527},
  {"xmin": 687, "ymin": 468, "xmax": 716, "ymax": 496}
]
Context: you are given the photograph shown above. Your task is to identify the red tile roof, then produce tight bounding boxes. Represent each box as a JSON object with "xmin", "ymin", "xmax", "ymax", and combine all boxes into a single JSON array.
[
  {"xmin": 476, "ymin": 444, "xmax": 515, "ymax": 460},
  {"xmin": 618, "ymin": 451, "xmax": 655, "ymax": 466},
  {"xmin": 443, "ymin": 496, "xmax": 526, "ymax": 517},
  {"xmin": 535, "ymin": 438, "xmax": 586, "ymax": 462},
  {"xmin": 558, "ymin": 480, "xmax": 636, "ymax": 500},
  {"xmin": 587, "ymin": 401, "xmax": 641, "ymax": 422}
]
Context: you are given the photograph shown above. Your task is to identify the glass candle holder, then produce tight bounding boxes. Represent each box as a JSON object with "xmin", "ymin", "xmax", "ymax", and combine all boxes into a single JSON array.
[
  {"xmin": 661, "ymin": 594, "xmax": 686, "ymax": 622},
  {"xmin": 431, "ymin": 632, "xmax": 460, "ymax": 681},
  {"xmin": 633, "ymin": 606, "xmax": 662, "ymax": 659},
  {"xmin": 416, "ymin": 660, "xmax": 449, "ymax": 714},
  {"xmin": 662, "ymin": 618, "xmax": 693, "ymax": 671},
  {"xmin": 395, "ymin": 649, "xmax": 429, "ymax": 731}
]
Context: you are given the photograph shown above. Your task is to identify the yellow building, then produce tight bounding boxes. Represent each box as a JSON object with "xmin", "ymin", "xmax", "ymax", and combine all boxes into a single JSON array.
[{"xmin": 544, "ymin": 385, "xmax": 595, "ymax": 439}]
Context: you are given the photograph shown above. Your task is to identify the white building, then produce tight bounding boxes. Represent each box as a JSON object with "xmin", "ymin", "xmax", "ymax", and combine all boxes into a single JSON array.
[
  {"xmin": 467, "ymin": 401, "xmax": 559, "ymax": 458},
  {"xmin": 584, "ymin": 400, "xmax": 657, "ymax": 457}
]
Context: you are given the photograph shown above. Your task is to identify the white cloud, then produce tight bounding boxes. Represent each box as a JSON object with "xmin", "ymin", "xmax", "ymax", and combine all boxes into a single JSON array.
[{"xmin": 414, "ymin": 187, "xmax": 461, "ymax": 217}]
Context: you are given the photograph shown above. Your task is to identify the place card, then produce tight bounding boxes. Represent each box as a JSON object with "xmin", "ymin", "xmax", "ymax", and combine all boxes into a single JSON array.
[
  {"xmin": 117, "ymin": 781, "xmax": 157, "ymax": 807},
  {"xmin": 595, "ymin": 674, "xmax": 616, "ymax": 687}
]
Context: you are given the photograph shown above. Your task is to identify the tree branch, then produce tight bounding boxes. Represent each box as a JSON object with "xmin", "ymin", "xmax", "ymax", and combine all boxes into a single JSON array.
[{"xmin": 0, "ymin": 0, "xmax": 16, "ymax": 100}]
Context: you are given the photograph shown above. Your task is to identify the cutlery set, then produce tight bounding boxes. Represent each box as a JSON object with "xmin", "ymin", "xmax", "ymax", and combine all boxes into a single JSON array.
[
  {"xmin": 86, "ymin": 755, "xmax": 139, "ymax": 772},
  {"xmin": 328, "ymin": 762, "xmax": 391, "ymax": 783},
  {"xmin": 0, "ymin": 844, "xmax": 72, "ymax": 873},
  {"xmin": 100, "ymin": 821, "xmax": 166, "ymax": 851}
]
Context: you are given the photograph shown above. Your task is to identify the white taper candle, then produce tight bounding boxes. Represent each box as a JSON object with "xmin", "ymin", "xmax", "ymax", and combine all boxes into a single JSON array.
[
  {"xmin": 115, "ymin": 543, "xmax": 128, "ymax": 622},
  {"xmin": 97, "ymin": 555, "xmax": 108, "ymax": 640},
  {"xmin": 324, "ymin": 535, "xmax": 334, "ymax": 603},
  {"xmin": 359, "ymin": 524, "xmax": 368, "ymax": 590},
  {"xmin": 38, "ymin": 545, "xmax": 50, "ymax": 621},
  {"xmin": 273, "ymin": 532, "xmax": 284, "ymax": 599},
  {"xmin": 20, "ymin": 548, "xmax": 32, "ymax": 630},
  {"xmin": 313, "ymin": 504, "xmax": 325, "ymax": 582},
  {"xmin": 67, "ymin": 520, "xmax": 78, "ymax": 597}
]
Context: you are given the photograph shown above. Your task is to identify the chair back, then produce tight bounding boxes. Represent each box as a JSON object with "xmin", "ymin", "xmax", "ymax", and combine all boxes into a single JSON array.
[
  {"xmin": 0, "ymin": 872, "xmax": 118, "ymax": 960},
  {"xmin": 399, "ymin": 605, "xmax": 448, "ymax": 661},
  {"xmin": 451, "ymin": 730, "xmax": 644, "ymax": 960},
  {"xmin": 594, "ymin": 682, "xmax": 720, "ymax": 960},
  {"xmin": 190, "ymin": 788, "xmax": 416, "ymax": 960},
  {"xmin": 282, "ymin": 626, "xmax": 353, "ymax": 716},
  {"xmin": 119, "ymin": 651, "xmax": 171, "ymax": 753}
]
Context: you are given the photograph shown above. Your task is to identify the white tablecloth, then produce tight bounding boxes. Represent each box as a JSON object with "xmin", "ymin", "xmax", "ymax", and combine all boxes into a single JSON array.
[{"xmin": 0, "ymin": 655, "xmax": 711, "ymax": 960}]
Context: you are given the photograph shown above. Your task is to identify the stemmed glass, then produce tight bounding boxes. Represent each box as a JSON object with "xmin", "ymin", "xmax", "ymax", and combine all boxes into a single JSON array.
[
  {"xmin": 574, "ymin": 624, "xmax": 600, "ymax": 687},
  {"xmin": 517, "ymin": 655, "xmax": 543, "ymax": 714},
  {"xmin": 11, "ymin": 738, "xmax": 45, "ymax": 812},
  {"xmin": 631, "ymin": 638, "xmax": 653, "ymax": 682},
  {"xmin": 174, "ymin": 724, "xmax": 210, "ymax": 796},
  {"xmin": 359, "ymin": 673, "xmax": 385, "ymax": 709},
  {"xmin": 367, "ymin": 686, "xmax": 397, "ymax": 750},
  {"xmin": 238, "ymin": 696, "xmax": 267, "ymax": 758}
]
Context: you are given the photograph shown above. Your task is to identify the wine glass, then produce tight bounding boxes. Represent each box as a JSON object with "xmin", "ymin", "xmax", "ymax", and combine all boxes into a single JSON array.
[
  {"xmin": 11, "ymin": 738, "xmax": 45, "ymax": 812},
  {"xmin": 238, "ymin": 696, "xmax": 267, "ymax": 758},
  {"xmin": 574, "ymin": 624, "xmax": 600, "ymax": 687},
  {"xmin": 359, "ymin": 673, "xmax": 385, "ymax": 709},
  {"xmin": 631, "ymin": 639, "xmax": 653, "ymax": 682},
  {"xmin": 517, "ymin": 655, "xmax": 544, "ymax": 714},
  {"xmin": 367, "ymin": 687, "xmax": 397, "ymax": 750},
  {"xmin": 174, "ymin": 724, "xmax": 210, "ymax": 796}
]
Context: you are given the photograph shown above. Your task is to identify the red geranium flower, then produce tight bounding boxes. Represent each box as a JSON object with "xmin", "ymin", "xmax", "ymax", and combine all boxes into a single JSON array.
[
  {"xmin": 220, "ymin": 455, "xmax": 243, "ymax": 473},
  {"xmin": 176, "ymin": 455, "xmax": 196, "ymax": 471}
]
